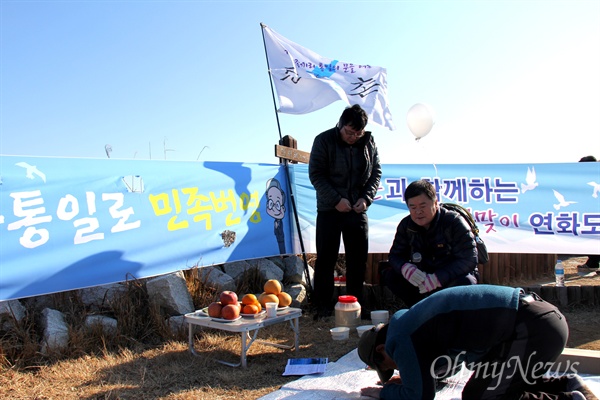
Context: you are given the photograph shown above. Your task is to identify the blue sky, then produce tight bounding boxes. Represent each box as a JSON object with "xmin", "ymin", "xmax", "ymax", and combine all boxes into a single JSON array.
[{"xmin": 1, "ymin": 1, "xmax": 598, "ymax": 164}]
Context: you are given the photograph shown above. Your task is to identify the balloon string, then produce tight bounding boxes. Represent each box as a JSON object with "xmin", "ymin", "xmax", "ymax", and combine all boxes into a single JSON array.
[{"xmin": 415, "ymin": 134, "xmax": 439, "ymax": 180}]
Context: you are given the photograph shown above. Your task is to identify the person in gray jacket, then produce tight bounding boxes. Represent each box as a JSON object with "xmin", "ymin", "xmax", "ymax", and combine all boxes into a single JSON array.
[
  {"xmin": 309, "ymin": 104, "xmax": 382, "ymax": 319},
  {"xmin": 380, "ymin": 179, "xmax": 478, "ymax": 307}
]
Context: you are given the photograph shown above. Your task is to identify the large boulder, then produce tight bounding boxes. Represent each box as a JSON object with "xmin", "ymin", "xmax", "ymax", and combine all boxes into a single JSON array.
[
  {"xmin": 146, "ymin": 271, "xmax": 194, "ymax": 316},
  {"xmin": 79, "ymin": 283, "xmax": 128, "ymax": 311},
  {"xmin": 222, "ymin": 260, "xmax": 253, "ymax": 283},
  {"xmin": 196, "ymin": 266, "xmax": 236, "ymax": 292},
  {"xmin": 248, "ymin": 258, "xmax": 284, "ymax": 283},
  {"xmin": 283, "ymin": 255, "xmax": 313, "ymax": 285}
]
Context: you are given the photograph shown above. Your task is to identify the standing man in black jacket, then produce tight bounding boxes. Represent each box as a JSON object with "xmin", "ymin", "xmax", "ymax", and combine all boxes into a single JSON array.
[
  {"xmin": 380, "ymin": 179, "xmax": 479, "ymax": 307},
  {"xmin": 309, "ymin": 104, "xmax": 382, "ymax": 319}
]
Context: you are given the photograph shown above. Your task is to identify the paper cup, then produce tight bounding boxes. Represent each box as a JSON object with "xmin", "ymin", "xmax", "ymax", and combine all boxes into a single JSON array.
[
  {"xmin": 356, "ymin": 325, "xmax": 375, "ymax": 338},
  {"xmin": 370, "ymin": 310, "xmax": 389, "ymax": 325},
  {"xmin": 330, "ymin": 327, "xmax": 350, "ymax": 340},
  {"xmin": 266, "ymin": 302, "xmax": 277, "ymax": 318}
]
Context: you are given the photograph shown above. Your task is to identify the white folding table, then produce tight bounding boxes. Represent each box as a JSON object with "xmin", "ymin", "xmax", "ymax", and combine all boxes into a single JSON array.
[{"xmin": 184, "ymin": 307, "xmax": 302, "ymax": 368}]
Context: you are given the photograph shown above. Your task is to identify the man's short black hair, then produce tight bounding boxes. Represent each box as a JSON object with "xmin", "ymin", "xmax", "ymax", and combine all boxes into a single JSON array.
[
  {"xmin": 338, "ymin": 104, "xmax": 368, "ymax": 131},
  {"xmin": 404, "ymin": 179, "xmax": 437, "ymax": 203}
]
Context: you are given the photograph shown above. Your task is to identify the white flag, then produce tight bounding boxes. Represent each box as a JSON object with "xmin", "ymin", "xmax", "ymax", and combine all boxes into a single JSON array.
[{"xmin": 262, "ymin": 24, "xmax": 395, "ymax": 131}]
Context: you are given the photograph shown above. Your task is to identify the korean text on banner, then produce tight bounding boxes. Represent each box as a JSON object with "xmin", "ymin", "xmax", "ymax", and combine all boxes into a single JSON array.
[{"xmin": 262, "ymin": 24, "xmax": 395, "ymax": 131}]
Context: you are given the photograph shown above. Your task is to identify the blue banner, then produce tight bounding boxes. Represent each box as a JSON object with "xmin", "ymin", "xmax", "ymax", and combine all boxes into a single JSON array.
[
  {"xmin": 290, "ymin": 163, "xmax": 600, "ymax": 255},
  {"xmin": 1, "ymin": 156, "xmax": 599, "ymax": 301},
  {"xmin": 0, "ymin": 156, "xmax": 292, "ymax": 300}
]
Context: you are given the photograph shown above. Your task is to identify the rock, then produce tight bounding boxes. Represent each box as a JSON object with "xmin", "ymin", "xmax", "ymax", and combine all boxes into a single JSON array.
[
  {"xmin": 79, "ymin": 283, "xmax": 128, "ymax": 311},
  {"xmin": 248, "ymin": 258, "xmax": 284, "ymax": 283},
  {"xmin": 266, "ymin": 256, "xmax": 286, "ymax": 270},
  {"xmin": 167, "ymin": 315, "xmax": 187, "ymax": 336},
  {"xmin": 196, "ymin": 266, "xmax": 236, "ymax": 292},
  {"xmin": 222, "ymin": 260, "xmax": 253, "ymax": 282},
  {"xmin": 85, "ymin": 315, "xmax": 118, "ymax": 335},
  {"xmin": 146, "ymin": 271, "xmax": 194, "ymax": 316},
  {"xmin": 283, "ymin": 255, "xmax": 311, "ymax": 285},
  {"xmin": 0, "ymin": 299, "xmax": 26, "ymax": 330},
  {"xmin": 285, "ymin": 283, "xmax": 307, "ymax": 308},
  {"xmin": 40, "ymin": 308, "xmax": 69, "ymax": 353}
]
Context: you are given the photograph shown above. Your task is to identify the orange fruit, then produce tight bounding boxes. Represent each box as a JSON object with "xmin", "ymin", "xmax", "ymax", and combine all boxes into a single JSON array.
[
  {"xmin": 258, "ymin": 292, "xmax": 266, "ymax": 303},
  {"xmin": 259, "ymin": 293, "xmax": 279, "ymax": 308},
  {"xmin": 264, "ymin": 279, "xmax": 282, "ymax": 295},
  {"xmin": 277, "ymin": 292, "xmax": 292, "ymax": 307},
  {"xmin": 241, "ymin": 293, "xmax": 260, "ymax": 306},
  {"xmin": 242, "ymin": 304, "xmax": 259, "ymax": 314}
]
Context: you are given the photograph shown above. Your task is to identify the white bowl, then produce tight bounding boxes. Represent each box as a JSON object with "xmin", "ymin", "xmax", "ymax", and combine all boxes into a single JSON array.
[
  {"xmin": 370, "ymin": 310, "xmax": 389, "ymax": 325},
  {"xmin": 356, "ymin": 325, "xmax": 375, "ymax": 337},
  {"xmin": 330, "ymin": 327, "xmax": 350, "ymax": 340}
]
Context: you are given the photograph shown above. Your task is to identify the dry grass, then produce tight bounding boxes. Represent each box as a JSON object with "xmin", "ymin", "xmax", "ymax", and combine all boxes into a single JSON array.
[
  {"xmin": 0, "ymin": 313, "xmax": 361, "ymax": 399},
  {"xmin": 1, "ymin": 256, "xmax": 599, "ymax": 399}
]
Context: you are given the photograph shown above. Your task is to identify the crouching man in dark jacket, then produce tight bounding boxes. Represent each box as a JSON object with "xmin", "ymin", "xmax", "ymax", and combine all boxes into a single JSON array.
[
  {"xmin": 380, "ymin": 179, "xmax": 478, "ymax": 307},
  {"xmin": 358, "ymin": 285, "xmax": 595, "ymax": 400}
]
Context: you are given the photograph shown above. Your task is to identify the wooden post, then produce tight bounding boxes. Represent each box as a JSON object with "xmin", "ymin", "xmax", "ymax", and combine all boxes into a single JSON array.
[
  {"xmin": 275, "ymin": 135, "xmax": 310, "ymax": 164},
  {"xmin": 513, "ymin": 253, "xmax": 522, "ymax": 281},
  {"xmin": 501, "ymin": 253, "xmax": 511, "ymax": 284},
  {"xmin": 541, "ymin": 285, "xmax": 557, "ymax": 305},
  {"xmin": 581, "ymin": 286, "xmax": 595, "ymax": 306},
  {"xmin": 490, "ymin": 253, "xmax": 499, "ymax": 284},
  {"xmin": 556, "ymin": 286, "xmax": 568, "ymax": 307},
  {"xmin": 524, "ymin": 285, "xmax": 542, "ymax": 297},
  {"xmin": 567, "ymin": 285, "xmax": 582, "ymax": 305},
  {"xmin": 531, "ymin": 253, "xmax": 538, "ymax": 280},
  {"xmin": 477, "ymin": 262, "xmax": 485, "ymax": 284},
  {"xmin": 365, "ymin": 253, "xmax": 375, "ymax": 284}
]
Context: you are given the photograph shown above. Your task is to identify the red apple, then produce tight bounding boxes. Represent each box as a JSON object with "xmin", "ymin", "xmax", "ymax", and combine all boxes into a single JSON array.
[
  {"xmin": 221, "ymin": 304, "xmax": 240, "ymax": 320},
  {"xmin": 207, "ymin": 301, "xmax": 223, "ymax": 318},
  {"xmin": 219, "ymin": 291, "xmax": 238, "ymax": 306}
]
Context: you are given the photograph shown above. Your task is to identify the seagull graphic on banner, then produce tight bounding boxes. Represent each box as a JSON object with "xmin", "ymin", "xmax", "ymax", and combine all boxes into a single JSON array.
[
  {"xmin": 521, "ymin": 166, "xmax": 538, "ymax": 193},
  {"xmin": 553, "ymin": 190, "xmax": 577, "ymax": 210}
]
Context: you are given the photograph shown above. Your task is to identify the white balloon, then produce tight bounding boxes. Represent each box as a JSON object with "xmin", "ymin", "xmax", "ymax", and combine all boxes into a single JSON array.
[{"xmin": 407, "ymin": 103, "xmax": 435, "ymax": 139}]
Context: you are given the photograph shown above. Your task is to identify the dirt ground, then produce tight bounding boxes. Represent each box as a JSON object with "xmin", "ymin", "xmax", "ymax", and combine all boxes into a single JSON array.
[{"xmin": 532, "ymin": 255, "xmax": 600, "ymax": 352}]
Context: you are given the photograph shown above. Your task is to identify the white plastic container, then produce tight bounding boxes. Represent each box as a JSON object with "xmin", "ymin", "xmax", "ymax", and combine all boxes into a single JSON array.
[
  {"xmin": 265, "ymin": 302, "xmax": 277, "ymax": 318},
  {"xmin": 356, "ymin": 325, "xmax": 375, "ymax": 338},
  {"xmin": 330, "ymin": 327, "xmax": 350, "ymax": 340},
  {"xmin": 334, "ymin": 295, "xmax": 361, "ymax": 329},
  {"xmin": 370, "ymin": 310, "xmax": 389, "ymax": 326}
]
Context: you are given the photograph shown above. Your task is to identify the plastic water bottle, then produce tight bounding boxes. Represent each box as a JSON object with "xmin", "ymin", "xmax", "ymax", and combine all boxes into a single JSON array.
[
  {"xmin": 412, "ymin": 252, "xmax": 422, "ymax": 264},
  {"xmin": 555, "ymin": 259, "xmax": 565, "ymax": 287}
]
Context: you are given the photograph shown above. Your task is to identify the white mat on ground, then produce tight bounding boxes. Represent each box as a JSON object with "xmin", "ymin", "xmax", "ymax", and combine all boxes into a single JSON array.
[{"xmin": 259, "ymin": 349, "xmax": 600, "ymax": 400}]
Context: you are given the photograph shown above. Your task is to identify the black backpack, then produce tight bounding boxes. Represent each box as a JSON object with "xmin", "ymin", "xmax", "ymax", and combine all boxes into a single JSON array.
[{"xmin": 440, "ymin": 203, "xmax": 489, "ymax": 265}]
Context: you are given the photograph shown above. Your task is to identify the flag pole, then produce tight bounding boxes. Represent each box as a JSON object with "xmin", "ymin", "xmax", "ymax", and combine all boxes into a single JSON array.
[
  {"xmin": 260, "ymin": 23, "xmax": 313, "ymax": 300},
  {"xmin": 260, "ymin": 23, "xmax": 283, "ymax": 143}
]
